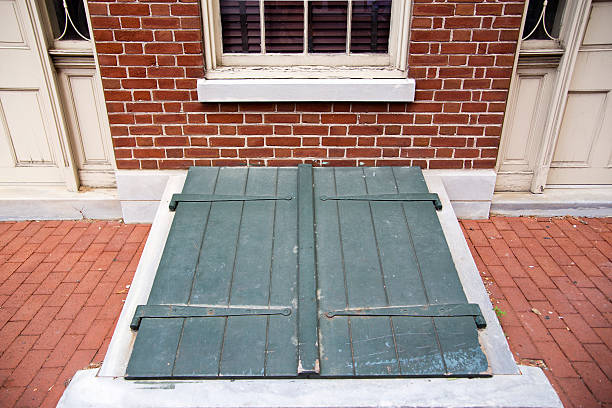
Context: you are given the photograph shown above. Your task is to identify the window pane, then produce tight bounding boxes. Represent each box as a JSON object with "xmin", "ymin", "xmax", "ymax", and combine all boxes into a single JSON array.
[
  {"xmin": 308, "ymin": 1, "xmax": 347, "ymax": 53},
  {"xmin": 220, "ymin": 0, "xmax": 261, "ymax": 53},
  {"xmin": 350, "ymin": 0, "xmax": 391, "ymax": 54},
  {"xmin": 523, "ymin": 0, "xmax": 565, "ymax": 40},
  {"xmin": 265, "ymin": 1, "xmax": 304, "ymax": 53},
  {"xmin": 45, "ymin": 0, "xmax": 90, "ymax": 41}
]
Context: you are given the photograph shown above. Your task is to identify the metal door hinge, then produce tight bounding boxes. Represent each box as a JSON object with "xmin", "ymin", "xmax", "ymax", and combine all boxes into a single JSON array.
[
  {"xmin": 131, "ymin": 304, "xmax": 292, "ymax": 330},
  {"xmin": 169, "ymin": 194, "xmax": 293, "ymax": 211},
  {"xmin": 324, "ymin": 303, "xmax": 486, "ymax": 328},
  {"xmin": 319, "ymin": 193, "xmax": 442, "ymax": 210}
]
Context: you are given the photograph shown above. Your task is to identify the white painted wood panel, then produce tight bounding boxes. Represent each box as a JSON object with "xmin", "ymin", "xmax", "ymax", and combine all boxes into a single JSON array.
[
  {"xmin": 57, "ymin": 65, "xmax": 116, "ymax": 187},
  {"xmin": 549, "ymin": 91, "xmax": 612, "ymax": 184},
  {"xmin": 0, "ymin": 0, "xmax": 26, "ymax": 46},
  {"xmin": 552, "ymin": 92, "xmax": 607, "ymax": 166},
  {"xmin": 496, "ymin": 68, "xmax": 555, "ymax": 191},
  {"xmin": 570, "ymin": 51, "xmax": 612, "ymax": 90},
  {"xmin": 0, "ymin": 0, "xmax": 76, "ymax": 187},
  {"xmin": 582, "ymin": 2, "xmax": 612, "ymax": 45},
  {"xmin": 0, "ymin": 91, "xmax": 54, "ymax": 164},
  {"xmin": 548, "ymin": 1, "xmax": 612, "ymax": 185}
]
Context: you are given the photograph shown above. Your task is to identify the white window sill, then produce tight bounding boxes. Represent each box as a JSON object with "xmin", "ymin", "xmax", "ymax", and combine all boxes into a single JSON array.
[{"xmin": 196, "ymin": 78, "xmax": 416, "ymax": 102}]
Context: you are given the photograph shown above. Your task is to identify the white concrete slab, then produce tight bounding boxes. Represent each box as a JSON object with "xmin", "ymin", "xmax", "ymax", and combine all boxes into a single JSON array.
[
  {"xmin": 492, "ymin": 188, "xmax": 612, "ymax": 217},
  {"xmin": 59, "ymin": 365, "xmax": 561, "ymax": 408},
  {"xmin": 59, "ymin": 171, "xmax": 559, "ymax": 408},
  {"xmin": 0, "ymin": 187, "xmax": 121, "ymax": 221},
  {"xmin": 450, "ymin": 201, "xmax": 492, "ymax": 220},
  {"xmin": 116, "ymin": 170, "xmax": 187, "ymax": 201},
  {"xmin": 120, "ymin": 201, "xmax": 163, "ymax": 224},
  {"xmin": 425, "ymin": 170, "xmax": 496, "ymax": 202}
]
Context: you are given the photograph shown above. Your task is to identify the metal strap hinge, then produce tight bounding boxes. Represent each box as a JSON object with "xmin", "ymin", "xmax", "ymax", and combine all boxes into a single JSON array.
[
  {"xmin": 320, "ymin": 193, "xmax": 442, "ymax": 210},
  {"xmin": 169, "ymin": 194, "xmax": 293, "ymax": 211},
  {"xmin": 131, "ymin": 305, "xmax": 292, "ymax": 330},
  {"xmin": 324, "ymin": 303, "xmax": 486, "ymax": 329}
]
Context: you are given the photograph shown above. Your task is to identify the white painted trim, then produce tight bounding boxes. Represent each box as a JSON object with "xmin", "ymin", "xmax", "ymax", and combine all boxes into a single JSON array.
[
  {"xmin": 204, "ymin": 66, "xmax": 408, "ymax": 79},
  {"xmin": 202, "ymin": 0, "xmax": 411, "ymax": 77},
  {"xmin": 197, "ymin": 78, "xmax": 415, "ymax": 102}
]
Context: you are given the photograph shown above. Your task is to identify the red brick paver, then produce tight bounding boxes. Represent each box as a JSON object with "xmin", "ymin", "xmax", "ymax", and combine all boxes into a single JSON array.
[
  {"xmin": 0, "ymin": 217, "xmax": 610, "ymax": 407},
  {"xmin": 0, "ymin": 221, "xmax": 149, "ymax": 408},
  {"xmin": 462, "ymin": 216, "xmax": 612, "ymax": 408}
]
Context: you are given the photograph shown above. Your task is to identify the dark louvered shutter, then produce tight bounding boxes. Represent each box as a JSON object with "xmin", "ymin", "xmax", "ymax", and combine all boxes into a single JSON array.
[
  {"xmin": 220, "ymin": 0, "xmax": 261, "ymax": 53},
  {"xmin": 350, "ymin": 0, "xmax": 392, "ymax": 53},
  {"xmin": 308, "ymin": 1, "xmax": 347, "ymax": 53},
  {"xmin": 219, "ymin": 0, "xmax": 392, "ymax": 55},
  {"xmin": 265, "ymin": 1, "xmax": 304, "ymax": 53}
]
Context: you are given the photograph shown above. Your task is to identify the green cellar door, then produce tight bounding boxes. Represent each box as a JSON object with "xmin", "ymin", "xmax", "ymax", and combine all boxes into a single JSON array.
[{"xmin": 126, "ymin": 165, "xmax": 489, "ymax": 379}]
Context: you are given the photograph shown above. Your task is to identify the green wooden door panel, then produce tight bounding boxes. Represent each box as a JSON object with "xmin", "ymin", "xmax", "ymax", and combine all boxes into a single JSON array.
[
  {"xmin": 127, "ymin": 165, "xmax": 488, "ymax": 379},
  {"xmin": 314, "ymin": 167, "xmax": 487, "ymax": 377},
  {"xmin": 127, "ymin": 167, "xmax": 299, "ymax": 379}
]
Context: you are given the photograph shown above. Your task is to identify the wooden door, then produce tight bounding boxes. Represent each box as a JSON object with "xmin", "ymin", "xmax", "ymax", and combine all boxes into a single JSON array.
[
  {"xmin": 126, "ymin": 166, "xmax": 488, "ymax": 379},
  {"xmin": 547, "ymin": 1, "xmax": 612, "ymax": 185},
  {"xmin": 0, "ymin": 0, "xmax": 76, "ymax": 188}
]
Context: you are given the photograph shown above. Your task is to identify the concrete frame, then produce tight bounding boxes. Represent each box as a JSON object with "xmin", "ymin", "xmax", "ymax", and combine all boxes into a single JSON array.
[
  {"xmin": 115, "ymin": 169, "xmax": 497, "ymax": 223},
  {"xmin": 58, "ymin": 171, "xmax": 561, "ymax": 408}
]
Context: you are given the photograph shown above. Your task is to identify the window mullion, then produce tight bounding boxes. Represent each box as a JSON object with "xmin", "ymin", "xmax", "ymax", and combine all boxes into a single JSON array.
[
  {"xmin": 260, "ymin": 0, "xmax": 266, "ymax": 54},
  {"xmin": 346, "ymin": 0, "xmax": 352, "ymax": 55},
  {"xmin": 303, "ymin": 0, "xmax": 308, "ymax": 54}
]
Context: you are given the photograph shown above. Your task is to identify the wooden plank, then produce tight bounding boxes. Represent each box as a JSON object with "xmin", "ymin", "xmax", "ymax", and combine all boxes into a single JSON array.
[
  {"xmin": 391, "ymin": 318, "xmax": 446, "ymax": 376},
  {"xmin": 296, "ymin": 164, "xmax": 319, "ymax": 374},
  {"xmin": 219, "ymin": 167, "xmax": 277, "ymax": 376},
  {"xmin": 391, "ymin": 167, "xmax": 488, "ymax": 375},
  {"xmin": 189, "ymin": 167, "xmax": 249, "ymax": 305},
  {"xmin": 127, "ymin": 167, "xmax": 219, "ymax": 379},
  {"xmin": 362, "ymin": 167, "xmax": 445, "ymax": 376},
  {"xmin": 265, "ymin": 167, "xmax": 299, "ymax": 376},
  {"xmin": 147, "ymin": 167, "xmax": 220, "ymax": 305},
  {"xmin": 331, "ymin": 167, "xmax": 399, "ymax": 376},
  {"xmin": 126, "ymin": 318, "xmax": 183, "ymax": 378},
  {"xmin": 173, "ymin": 167, "xmax": 248, "ymax": 377},
  {"xmin": 313, "ymin": 167, "xmax": 354, "ymax": 377},
  {"xmin": 434, "ymin": 316, "xmax": 488, "ymax": 375}
]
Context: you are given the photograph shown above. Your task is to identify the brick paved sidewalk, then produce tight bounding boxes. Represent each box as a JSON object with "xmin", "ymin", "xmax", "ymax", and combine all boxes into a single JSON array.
[
  {"xmin": 0, "ymin": 217, "xmax": 610, "ymax": 407},
  {"xmin": 0, "ymin": 221, "xmax": 149, "ymax": 407},
  {"xmin": 461, "ymin": 217, "xmax": 612, "ymax": 408}
]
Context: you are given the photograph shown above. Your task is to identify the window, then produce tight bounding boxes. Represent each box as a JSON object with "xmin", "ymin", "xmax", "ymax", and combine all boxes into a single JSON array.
[
  {"xmin": 522, "ymin": 0, "xmax": 565, "ymax": 41},
  {"xmin": 519, "ymin": 0, "xmax": 567, "ymax": 54},
  {"xmin": 201, "ymin": 0, "xmax": 411, "ymax": 78}
]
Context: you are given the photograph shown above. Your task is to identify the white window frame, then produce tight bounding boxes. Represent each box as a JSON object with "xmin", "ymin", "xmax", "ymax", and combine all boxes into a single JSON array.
[{"xmin": 201, "ymin": 0, "xmax": 412, "ymax": 79}]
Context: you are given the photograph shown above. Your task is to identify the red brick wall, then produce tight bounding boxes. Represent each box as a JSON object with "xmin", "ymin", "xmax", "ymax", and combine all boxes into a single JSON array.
[{"xmin": 88, "ymin": 0, "xmax": 524, "ymax": 170}]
